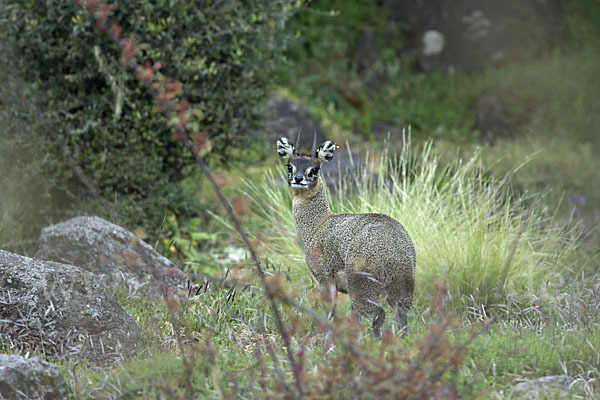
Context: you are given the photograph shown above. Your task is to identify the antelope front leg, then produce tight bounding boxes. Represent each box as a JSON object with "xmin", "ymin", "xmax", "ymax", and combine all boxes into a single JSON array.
[
  {"xmin": 314, "ymin": 273, "xmax": 338, "ymax": 321},
  {"xmin": 318, "ymin": 281, "xmax": 338, "ymax": 321},
  {"xmin": 326, "ymin": 284, "xmax": 339, "ymax": 321}
]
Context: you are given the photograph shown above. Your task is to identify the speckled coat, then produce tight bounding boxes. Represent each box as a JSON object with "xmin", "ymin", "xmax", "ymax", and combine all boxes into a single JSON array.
[{"xmin": 278, "ymin": 136, "xmax": 416, "ymax": 336}]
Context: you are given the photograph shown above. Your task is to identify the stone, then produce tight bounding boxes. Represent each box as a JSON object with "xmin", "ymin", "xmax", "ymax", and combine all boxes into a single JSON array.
[
  {"xmin": 350, "ymin": 29, "xmax": 387, "ymax": 89},
  {"xmin": 35, "ymin": 216, "xmax": 186, "ymax": 298},
  {"xmin": 321, "ymin": 149, "xmax": 373, "ymax": 196},
  {"xmin": 0, "ymin": 249, "xmax": 142, "ymax": 365},
  {"xmin": 264, "ymin": 95, "xmax": 325, "ymax": 150},
  {"xmin": 475, "ymin": 90, "xmax": 530, "ymax": 144},
  {"xmin": 383, "ymin": 0, "xmax": 562, "ymax": 71},
  {"xmin": 421, "ymin": 30, "xmax": 445, "ymax": 57},
  {"xmin": 370, "ymin": 122, "xmax": 407, "ymax": 144},
  {"xmin": 0, "ymin": 354, "xmax": 68, "ymax": 400},
  {"xmin": 512, "ymin": 375, "xmax": 576, "ymax": 399}
]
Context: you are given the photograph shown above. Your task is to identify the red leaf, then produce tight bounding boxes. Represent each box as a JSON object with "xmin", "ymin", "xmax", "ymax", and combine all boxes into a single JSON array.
[{"xmin": 110, "ymin": 23, "xmax": 121, "ymax": 40}]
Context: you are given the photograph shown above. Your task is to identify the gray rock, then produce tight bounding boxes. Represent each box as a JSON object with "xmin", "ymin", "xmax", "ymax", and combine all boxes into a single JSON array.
[
  {"xmin": 322, "ymin": 149, "xmax": 374, "ymax": 196},
  {"xmin": 264, "ymin": 95, "xmax": 325, "ymax": 150},
  {"xmin": 421, "ymin": 30, "xmax": 445, "ymax": 57},
  {"xmin": 383, "ymin": 0, "xmax": 562, "ymax": 71},
  {"xmin": 350, "ymin": 29, "xmax": 386, "ymax": 89},
  {"xmin": 512, "ymin": 375, "xmax": 575, "ymax": 399},
  {"xmin": 0, "ymin": 249, "xmax": 142, "ymax": 365},
  {"xmin": 370, "ymin": 122, "xmax": 407, "ymax": 144},
  {"xmin": 475, "ymin": 90, "xmax": 530, "ymax": 144},
  {"xmin": 0, "ymin": 354, "xmax": 68, "ymax": 400},
  {"xmin": 35, "ymin": 216, "xmax": 186, "ymax": 298}
]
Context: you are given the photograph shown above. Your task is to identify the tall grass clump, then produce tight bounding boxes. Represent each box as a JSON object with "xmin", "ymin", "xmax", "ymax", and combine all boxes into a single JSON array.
[{"xmin": 246, "ymin": 138, "xmax": 583, "ymax": 310}]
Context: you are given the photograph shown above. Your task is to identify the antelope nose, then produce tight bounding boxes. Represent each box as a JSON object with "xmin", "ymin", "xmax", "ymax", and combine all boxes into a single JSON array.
[{"xmin": 294, "ymin": 173, "xmax": 303, "ymax": 182}]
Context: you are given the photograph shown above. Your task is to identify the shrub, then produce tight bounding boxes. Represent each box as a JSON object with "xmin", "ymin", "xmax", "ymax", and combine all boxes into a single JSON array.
[{"xmin": 0, "ymin": 0, "xmax": 296, "ymax": 238}]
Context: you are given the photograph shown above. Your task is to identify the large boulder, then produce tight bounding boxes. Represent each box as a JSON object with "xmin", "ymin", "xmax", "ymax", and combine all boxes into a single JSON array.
[
  {"xmin": 0, "ymin": 250, "xmax": 142, "ymax": 365},
  {"xmin": 0, "ymin": 354, "xmax": 68, "ymax": 400},
  {"xmin": 35, "ymin": 216, "xmax": 186, "ymax": 298},
  {"xmin": 475, "ymin": 89, "xmax": 531, "ymax": 144},
  {"xmin": 383, "ymin": 0, "xmax": 562, "ymax": 71},
  {"xmin": 322, "ymin": 149, "xmax": 374, "ymax": 196},
  {"xmin": 512, "ymin": 375, "xmax": 578, "ymax": 399},
  {"xmin": 370, "ymin": 122, "xmax": 407, "ymax": 144},
  {"xmin": 264, "ymin": 95, "xmax": 325, "ymax": 150},
  {"xmin": 350, "ymin": 29, "xmax": 386, "ymax": 89}
]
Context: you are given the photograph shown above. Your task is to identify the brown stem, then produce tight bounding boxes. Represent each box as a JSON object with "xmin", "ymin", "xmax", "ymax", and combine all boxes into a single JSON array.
[
  {"xmin": 47, "ymin": 128, "xmax": 121, "ymax": 223},
  {"xmin": 74, "ymin": 1, "xmax": 304, "ymax": 395},
  {"xmin": 178, "ymin": 132, "xmax": 305, "ymax": 396}
]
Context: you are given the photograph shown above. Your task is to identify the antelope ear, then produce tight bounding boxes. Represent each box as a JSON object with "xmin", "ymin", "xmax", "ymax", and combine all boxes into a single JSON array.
[
  {"xmin": 276, "ymin": 137, "xmax": 294, "ymax": 159},
  {"xmin": 317, "ymin": 140, "xmax": 337, "ymax": 162}
]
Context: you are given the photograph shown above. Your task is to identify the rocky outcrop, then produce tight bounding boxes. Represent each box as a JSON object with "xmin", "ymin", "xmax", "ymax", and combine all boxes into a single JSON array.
[
  {"xmin": 0, "ymin": 354, "xmax": 68, "ymax": 400},
  {"xmin": 512, "ymin": 375, "xmax": 577, "ymax": 399},
  {"xmin": 322, "ymin": 149, "xmax": 373, "ymax": 196},
  {"xmin": 35, "ymin": 216, "xmax": 186, "ymax": 298},
  {"xmin": 350, "ymin": 29, "xmax": 386, "ymax": 89},
  {"xmin": 0, "ymin": 249, "xmax": 142, "ymax": 365},
  {"xmin": 475, "ymin": 90, "xmax": 530, "ymax": 144},
  {"xmin": 264, "ymin": 95, "xmax": 325, "ymax": 149},
  {"xmin": 370, "ymin": 122, "xmax": 407, "ymax": 144},
  {"xmin": 383, "ymin": 0, "xmax": 562, "ymax": 71}
]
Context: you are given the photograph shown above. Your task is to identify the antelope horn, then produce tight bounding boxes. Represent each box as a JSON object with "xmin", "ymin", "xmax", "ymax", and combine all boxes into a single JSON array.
[
  {"xmin": 311, "ymin": 128, "xmax": 317, "ymax": 158},
  {"xmin": 295, "ymin": 129, "xmax": 302, "ymax": 155}
]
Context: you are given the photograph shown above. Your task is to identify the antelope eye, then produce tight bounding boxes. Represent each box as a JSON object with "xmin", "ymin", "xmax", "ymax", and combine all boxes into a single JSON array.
[
  {"xmin": 287, "ymin": 164, "xmax": 293, "ymax": 172},
  {"xmin": 308, "ymin": 167, "xmax": 320, "ymax": 176}
]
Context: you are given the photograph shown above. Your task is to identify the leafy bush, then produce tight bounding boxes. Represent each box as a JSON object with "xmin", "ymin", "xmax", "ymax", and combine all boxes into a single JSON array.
[{"xmin": 1, "ymin": 0, "xmax": 296, "ymax": 237}]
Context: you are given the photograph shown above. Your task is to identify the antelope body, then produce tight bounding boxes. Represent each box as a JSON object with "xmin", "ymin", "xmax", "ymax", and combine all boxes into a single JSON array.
[{"xmin": 277, "ymin": 131, "xmax": 416, "ymax": 336}]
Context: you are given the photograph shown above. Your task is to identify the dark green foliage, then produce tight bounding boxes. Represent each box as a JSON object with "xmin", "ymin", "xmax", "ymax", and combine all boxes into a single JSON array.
[
  {"xmin": 1, "ymin": 0, "xmax": 296, "ymax": 238},
  {"xmin": 275, "ymin": 0, "xmax": 479, "ymax": 141},
  {"xmin": 562, "ymin": 0, "xmax": 600, "ymax": 47}
]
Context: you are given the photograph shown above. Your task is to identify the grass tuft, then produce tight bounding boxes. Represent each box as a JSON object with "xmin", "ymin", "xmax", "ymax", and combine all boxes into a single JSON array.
[{"xmin": 246, "ymin": 138, "xmax": 585, "ymax": 310}]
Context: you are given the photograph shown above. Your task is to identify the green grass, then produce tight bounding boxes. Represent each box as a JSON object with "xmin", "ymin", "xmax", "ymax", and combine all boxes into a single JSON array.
[
  {"xmin": 45, "ymin": 164, "xmax": 599, "ymax": 397},
  {"xmin": 246, "ymin": 139, "xmax": 585, "ymax": 310},
  {"xmin": 468, "ymin": 328, "xmax": 600, "ymax": 379},
  {"xmin": 66, "ymin": 279, "xmax": 600, "ymax": 398},
  {"xmin": 474, "ymin": 46, "xmax": 600, "ymax": 249},
  {"xmin": 72, "ymin": 353, "xmax": 188, "ymax": 398}
]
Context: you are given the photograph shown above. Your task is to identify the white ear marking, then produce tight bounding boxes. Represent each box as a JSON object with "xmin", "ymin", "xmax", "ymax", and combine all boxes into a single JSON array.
[
  {"xmin": 277, "ymin": 137, "xmax": 294, "ymax": 159},
  {"xmin": 317, "ymin": 140, "xmax": 337, "ymax": 162}
]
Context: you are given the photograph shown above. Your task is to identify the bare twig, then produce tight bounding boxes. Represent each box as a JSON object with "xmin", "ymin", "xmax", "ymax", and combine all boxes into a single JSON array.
[
  {"xmin": 47, "ymin": 127, "xmax": 121, "ymax": 223},
  {"xmin": 176, "ymin": 114, "xmax": 305, "ymax": 397}
]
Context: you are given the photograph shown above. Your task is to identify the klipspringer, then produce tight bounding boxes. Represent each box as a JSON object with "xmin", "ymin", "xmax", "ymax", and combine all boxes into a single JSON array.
[{"xmin": 277, "ymin": 130, "xmax": 416, "ymax": 336}]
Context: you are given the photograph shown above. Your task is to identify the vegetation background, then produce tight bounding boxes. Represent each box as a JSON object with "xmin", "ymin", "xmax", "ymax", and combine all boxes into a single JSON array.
[{"xmin": 0, "ymin": 0, "xmax": 599, "ymax": 398}]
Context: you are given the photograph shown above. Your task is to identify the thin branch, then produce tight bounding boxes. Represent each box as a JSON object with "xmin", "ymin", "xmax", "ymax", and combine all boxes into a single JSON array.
[
  {"xmin": 177, "ymin": 128, "xmax": 305, "ymax": 397},
  {"xmin": 74, "ymin": 1, "xmax": 304, "ymax": 395},
  {"xmin": 47, "ymin": 127, "xmax": 121, "ymax": 223}
]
